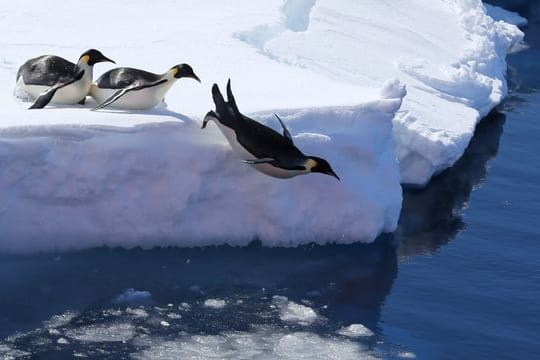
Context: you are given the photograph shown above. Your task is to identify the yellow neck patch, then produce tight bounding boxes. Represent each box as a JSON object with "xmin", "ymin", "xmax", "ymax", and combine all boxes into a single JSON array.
[
  {"xmin": 305, "ymin": 158, "xmax": 318, "ymax": 170},
  {"xmin": 172, "ymin": 67, "xmax": 179, "ymax": 76},
  {"xmin": 81, "ymin": 55, "xmax": 90, "ymax": 64}
]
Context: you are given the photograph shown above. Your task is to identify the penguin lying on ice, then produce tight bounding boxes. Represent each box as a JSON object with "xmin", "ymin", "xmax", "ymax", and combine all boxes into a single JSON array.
[
  {"xmin": 16, "ymin": 49, "xmax": 115, "ymax": 109},
  {"xmin": 202, "ymin": 80, "xmax": 339, "ymax": 180},
  {"xmin": 91, "ymin": 64, "xmax": 200, "ymax": 110}
]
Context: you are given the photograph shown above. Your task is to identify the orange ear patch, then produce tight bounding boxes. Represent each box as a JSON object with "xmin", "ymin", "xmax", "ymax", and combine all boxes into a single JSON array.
[{"xmin": 81, "ymin": 55, "xmax": 90, "ymax": 64}]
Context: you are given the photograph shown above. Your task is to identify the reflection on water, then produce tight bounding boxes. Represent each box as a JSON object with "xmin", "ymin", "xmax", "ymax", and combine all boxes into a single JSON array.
[
  {"xmin": 0, "ymin": 241, "xmax": 397, "ymax": 357},
  {"xmin": 396, "ymin": 110, "xmax": 505, "ymax": 257},
  {"xmin": 0, "ymin": 109, "xmax": 507, "ymax": 357}
]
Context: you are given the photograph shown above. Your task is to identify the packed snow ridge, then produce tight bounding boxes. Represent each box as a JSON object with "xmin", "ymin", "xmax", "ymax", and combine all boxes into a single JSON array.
[{"xmin": 0, "ymin": 0, "xmax": 523, "ymax": 251}]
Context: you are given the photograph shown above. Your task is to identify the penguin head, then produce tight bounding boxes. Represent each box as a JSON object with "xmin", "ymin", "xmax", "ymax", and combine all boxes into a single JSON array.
[
  {"xmin": 79, "ymin": 49, "xmax": 115, "ymax": 66},
  {"xmin": 307, "ymin": 156, "xmax": 340, "ymax": 180},
  {"xmin": 171, "ymin": 64, "xmax": 201, "ymax": 82},
  {"xmin": 202, "ymin": 110, "xmax": 220, "ymax": 129}
]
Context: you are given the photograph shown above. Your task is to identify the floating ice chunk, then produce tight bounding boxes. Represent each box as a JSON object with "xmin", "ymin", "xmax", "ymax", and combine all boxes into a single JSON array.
[
  {"xmin": 398, "ymin": 351, "xmax": 417, "ymax": 359},
  {"xmin": 167, "ymin": 313, "xmax": 182, "ymax": 319},
  {"xmin": 160, "ymin": 321, "xmax": 170, "ymax": 327},
  {"xmin": 113, "ymin": 289, "xmax": 152, "ymax": 305},
  {"xmin": 272, "ymin": 295, "xmax": 319, "ymax": 325},
  {"xmin": 0, "ymin": 344, "xmax": 31, "ymax": 359},
  {"xmin": 0, "ymin": 0, "xmax": 521, "ymax": 247},
  {"xmin": 203, "ymin": 299, "xmax": 227, "ymax": 309},
  {"xmin": 65, "ymin": 323, "xmax": 135, "ymax": 343},
  {"xmin": 103, "ymin": 309, "xmax": 123, "ymax": 317},
  {"xmin": 126, "ymin": 307, "xmax": 149, "ymax": 318},
  {"xmin": 336, "ymin": 324, "xmax": 374, "ymax": 338},
  {"xmin": 57, "ymin": 338, "xmax": 69, "ymax": 345},
  {"xmin": 44, "ymin": 311, "xmax": 78, "ymax": 329},
  {"xmin": 132, "ymin": 326, "xmax": 375, "ymax": 360},
  {"xmin": 484, "ymin": 4, "xmax": 527, "ymax": 27}
]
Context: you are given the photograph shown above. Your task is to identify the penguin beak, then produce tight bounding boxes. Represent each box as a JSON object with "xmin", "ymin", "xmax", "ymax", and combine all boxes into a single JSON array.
[
  {"xmin": 327, "ymin": 170, "xmax": 340, "ymax": 181},
  {"xmin": 190, "ymin": 73, "xmax": 201, "ymax": 83},
  {"xmin": 99, "ymin": 55, "xmax": 115, "ymax": 64}
]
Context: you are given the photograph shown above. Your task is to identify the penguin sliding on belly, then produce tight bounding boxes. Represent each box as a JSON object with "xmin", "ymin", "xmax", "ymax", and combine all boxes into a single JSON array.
[
  {"xmin": 90, "ymin": 64, "xmax": 200, "ymax": 111},
  {"xmin": 16, "ymin": 49, "xmax": 115, "ymax": 109},
  {"xmin": 202, "ymin": 80, "xmax": 340, "ymax": 180}
]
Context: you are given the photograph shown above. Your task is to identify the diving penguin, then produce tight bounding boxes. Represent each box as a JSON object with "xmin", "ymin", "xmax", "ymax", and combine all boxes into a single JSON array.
[
  {"xmin": 90, "ymin": 64, "xmax": 200, "ymax": 110},
  {"xmin": 202, "ymin": 80, "xmax": 340, "ymax": 180},
  {"xmin": 16, "ymin": 49, "xmax": 115, "ymax": 109}
]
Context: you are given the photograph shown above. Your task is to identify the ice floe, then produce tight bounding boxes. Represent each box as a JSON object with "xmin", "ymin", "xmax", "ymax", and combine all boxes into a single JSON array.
[{"xmin": 0, "ymin": 0, "xmax": 523, "ymax": 249}]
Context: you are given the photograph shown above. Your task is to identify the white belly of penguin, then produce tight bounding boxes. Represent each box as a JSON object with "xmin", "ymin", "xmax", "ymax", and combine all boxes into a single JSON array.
[
  {"xmin": 90, "ymin": 83, "xmax": 170, "ymax": 110},
  {"xmin": 213, "ymin": 121, "xmax": 308, "ymax": 179},
  {"xmin": 19, "ymin": 77, "xmax": 91, "ymax": 105},
  {"xmin": 251, "ymin": 163, "xmax": 307, "ymax": 178}
]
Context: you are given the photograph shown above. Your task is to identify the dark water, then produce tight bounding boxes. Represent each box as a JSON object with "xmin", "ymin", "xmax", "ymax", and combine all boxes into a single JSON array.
[{"xmin": 1, "ymin": 2, "xmax": 539, "ymax": 359}]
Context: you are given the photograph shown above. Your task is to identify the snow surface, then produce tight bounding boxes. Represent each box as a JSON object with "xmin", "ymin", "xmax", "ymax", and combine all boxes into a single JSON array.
[{"xmin": 0, "ymin": 0, "xmax": 522, "ymax": 251}]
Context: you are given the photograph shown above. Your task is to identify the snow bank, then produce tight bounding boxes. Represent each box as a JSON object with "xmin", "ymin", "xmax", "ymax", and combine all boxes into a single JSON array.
[
  {"xmin": 238, "ymin": 0, "xmax": 523, "ymax": 185},
  {"xmin": 0, "ymin": 0, "xmax": 522, "ymax": 251},
  {"xmin": 0, "ymin": 86, "xmax": 403, "ymax": 252}
]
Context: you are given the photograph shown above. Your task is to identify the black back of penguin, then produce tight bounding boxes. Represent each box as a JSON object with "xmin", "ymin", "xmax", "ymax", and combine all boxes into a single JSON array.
[
  {"xmin": 212, "ymin": 82, "xmax": 307, "ymax": 168},
  {"xmin": 17, "ymin": 55, "xmax": 78, "ymax": 86},
  {"xmin": 95, "ymin": 68, "xmax": 163, "ymax": 89}
]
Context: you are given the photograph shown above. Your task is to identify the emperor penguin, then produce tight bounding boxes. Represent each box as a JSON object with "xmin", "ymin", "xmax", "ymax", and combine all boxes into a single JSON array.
[
  {"xmin": 16, "ymin": 49, "xmax": 115, "ymax": 109},
  {"xmin": 90, "ymin": 64, "xmax": 200, "ymax": 110},
  {"xmin": 202, "ymin": 80, "xmax": 340, "ymax": 180}
]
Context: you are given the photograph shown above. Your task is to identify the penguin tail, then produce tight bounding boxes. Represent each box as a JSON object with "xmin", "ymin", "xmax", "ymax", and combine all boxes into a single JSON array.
[
  {"xmin": 226, "ymin": 79, "xmax": 240, "ymax": 116},
  {"xmin": 211, "ymin": 83, "xmax": 228, "ymax": 117}
]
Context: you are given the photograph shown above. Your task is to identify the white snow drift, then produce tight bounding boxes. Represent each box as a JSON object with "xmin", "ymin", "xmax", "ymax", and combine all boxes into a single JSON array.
[{"xmin": 0, "ymin": 0, "xmax": 523, "ymax": 251}]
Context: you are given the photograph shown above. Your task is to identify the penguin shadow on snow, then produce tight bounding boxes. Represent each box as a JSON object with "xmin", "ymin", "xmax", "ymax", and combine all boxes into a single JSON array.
[
  {"xmin": 16, "ymin": 95, "xmax": 196, "ymax": 126},
  {"xmin": 85, "ymin": 99, "xmax": 195, "ymax": 125}
]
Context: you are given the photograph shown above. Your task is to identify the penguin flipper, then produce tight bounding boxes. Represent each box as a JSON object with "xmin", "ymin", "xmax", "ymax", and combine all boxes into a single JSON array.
[
  {"xmin": 243, "ymin": 158, "xmax": 275, "ymax": 164},
  {"xmin": 92, "ymin": 88, "xmax": 129, "ymax": 111},
  {"xmin": 274, "ymin": 113, "xmax": 293, "ymax": 144},
  {"xmin": 92, "ymin": 79, "xmax": 168, "ymax": 111},
  {"xmin": 29, "ymin": 69, "xmax": 85, "ymax": 109}
]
